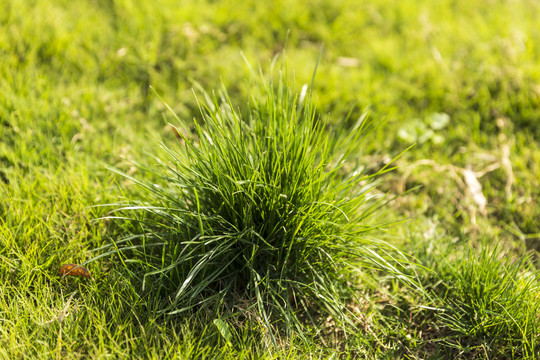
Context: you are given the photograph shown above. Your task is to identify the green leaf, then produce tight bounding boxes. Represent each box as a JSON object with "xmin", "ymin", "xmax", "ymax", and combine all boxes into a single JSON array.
[
  {"xmin": 428, "ymin": 112, "xmax": 450, "ymax": 130},
  {"xmin": 213, "ymin": 318, "xmax": 232, "ymax": 345}
]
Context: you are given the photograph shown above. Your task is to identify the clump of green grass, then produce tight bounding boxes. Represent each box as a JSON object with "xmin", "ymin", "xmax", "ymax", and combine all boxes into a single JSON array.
[
  {"xmin": 432, "ymin": 245, "xmax": 540, "ymax": 358},
  {"xmin": 368, "ymin": 229, "xmax": 540, "ymax": 359},
  {"xmin": 100, "ymin": 72, "xmax": 410, "ymax": 345},
  {"xmin": 397, "ymin": 235, "xmax": 540, "ymax": 359}
]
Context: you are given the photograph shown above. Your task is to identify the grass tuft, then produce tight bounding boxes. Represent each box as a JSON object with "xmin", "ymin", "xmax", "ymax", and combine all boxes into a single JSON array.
[
  {"xmin": 434, "ymin": 244, "xmax": 540, "ymax": 358},
  {"xmin": 99, "ymin": 73, "xmax": 411, "ymax": 344}
]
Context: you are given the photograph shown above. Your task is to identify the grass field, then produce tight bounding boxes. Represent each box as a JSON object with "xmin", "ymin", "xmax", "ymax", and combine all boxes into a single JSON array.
[{"xmin": 1, "ymin": 0, "xmax": 539, "ymax": 358}]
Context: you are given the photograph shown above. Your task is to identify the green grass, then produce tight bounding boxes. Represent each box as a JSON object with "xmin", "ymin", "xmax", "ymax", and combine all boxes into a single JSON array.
[
  {"xmin": 435, "ymin": 247, "xmax": 539, "ymax": 358},
  {"xmin": 393, "ymin": 236, "xmax": 539, "ymax": 359},
  {"xmin": 96, "ymin": 72, "xmax": 414, "ymax": 347},
  {"xmin": 1, "ymin": 0, "xmax": 539, "ymax": 358}
]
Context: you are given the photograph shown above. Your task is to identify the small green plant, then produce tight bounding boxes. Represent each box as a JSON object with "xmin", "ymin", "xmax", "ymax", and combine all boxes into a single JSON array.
[
  {"xmin": 397, "ymin": 112, "xmax": 450, "ymax": 145},
  {"xmin": 100, "ymin": 72, "xmax": 411, "ymax": 344},
  {"xmin": 431, "ymin": 244, "xmax": 540, "ymax": 358}
]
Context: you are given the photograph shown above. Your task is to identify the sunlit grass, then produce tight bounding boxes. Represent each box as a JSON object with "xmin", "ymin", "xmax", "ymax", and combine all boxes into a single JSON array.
[
  {"xmin": 1, "ymin": 0, "xmax": 540, "ymax": 358},
  {"xmin": 434, "ymin": 244, "xmax": 539, "ymax": 358},
  {"xmin": 97, "ymin": 73, "xmax": 414, "ymax": 349}
]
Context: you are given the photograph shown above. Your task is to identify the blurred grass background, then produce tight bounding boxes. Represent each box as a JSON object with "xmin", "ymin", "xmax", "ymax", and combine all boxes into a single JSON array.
[{"xmin": 1, "ymin": 0, "xmax": 539, "ymax": 358}]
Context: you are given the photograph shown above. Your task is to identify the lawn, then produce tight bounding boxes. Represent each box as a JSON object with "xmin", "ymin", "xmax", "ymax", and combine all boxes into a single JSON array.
[{"xmin": 1, "ymin": 0, "xmax": 539, "ymax": 359}]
